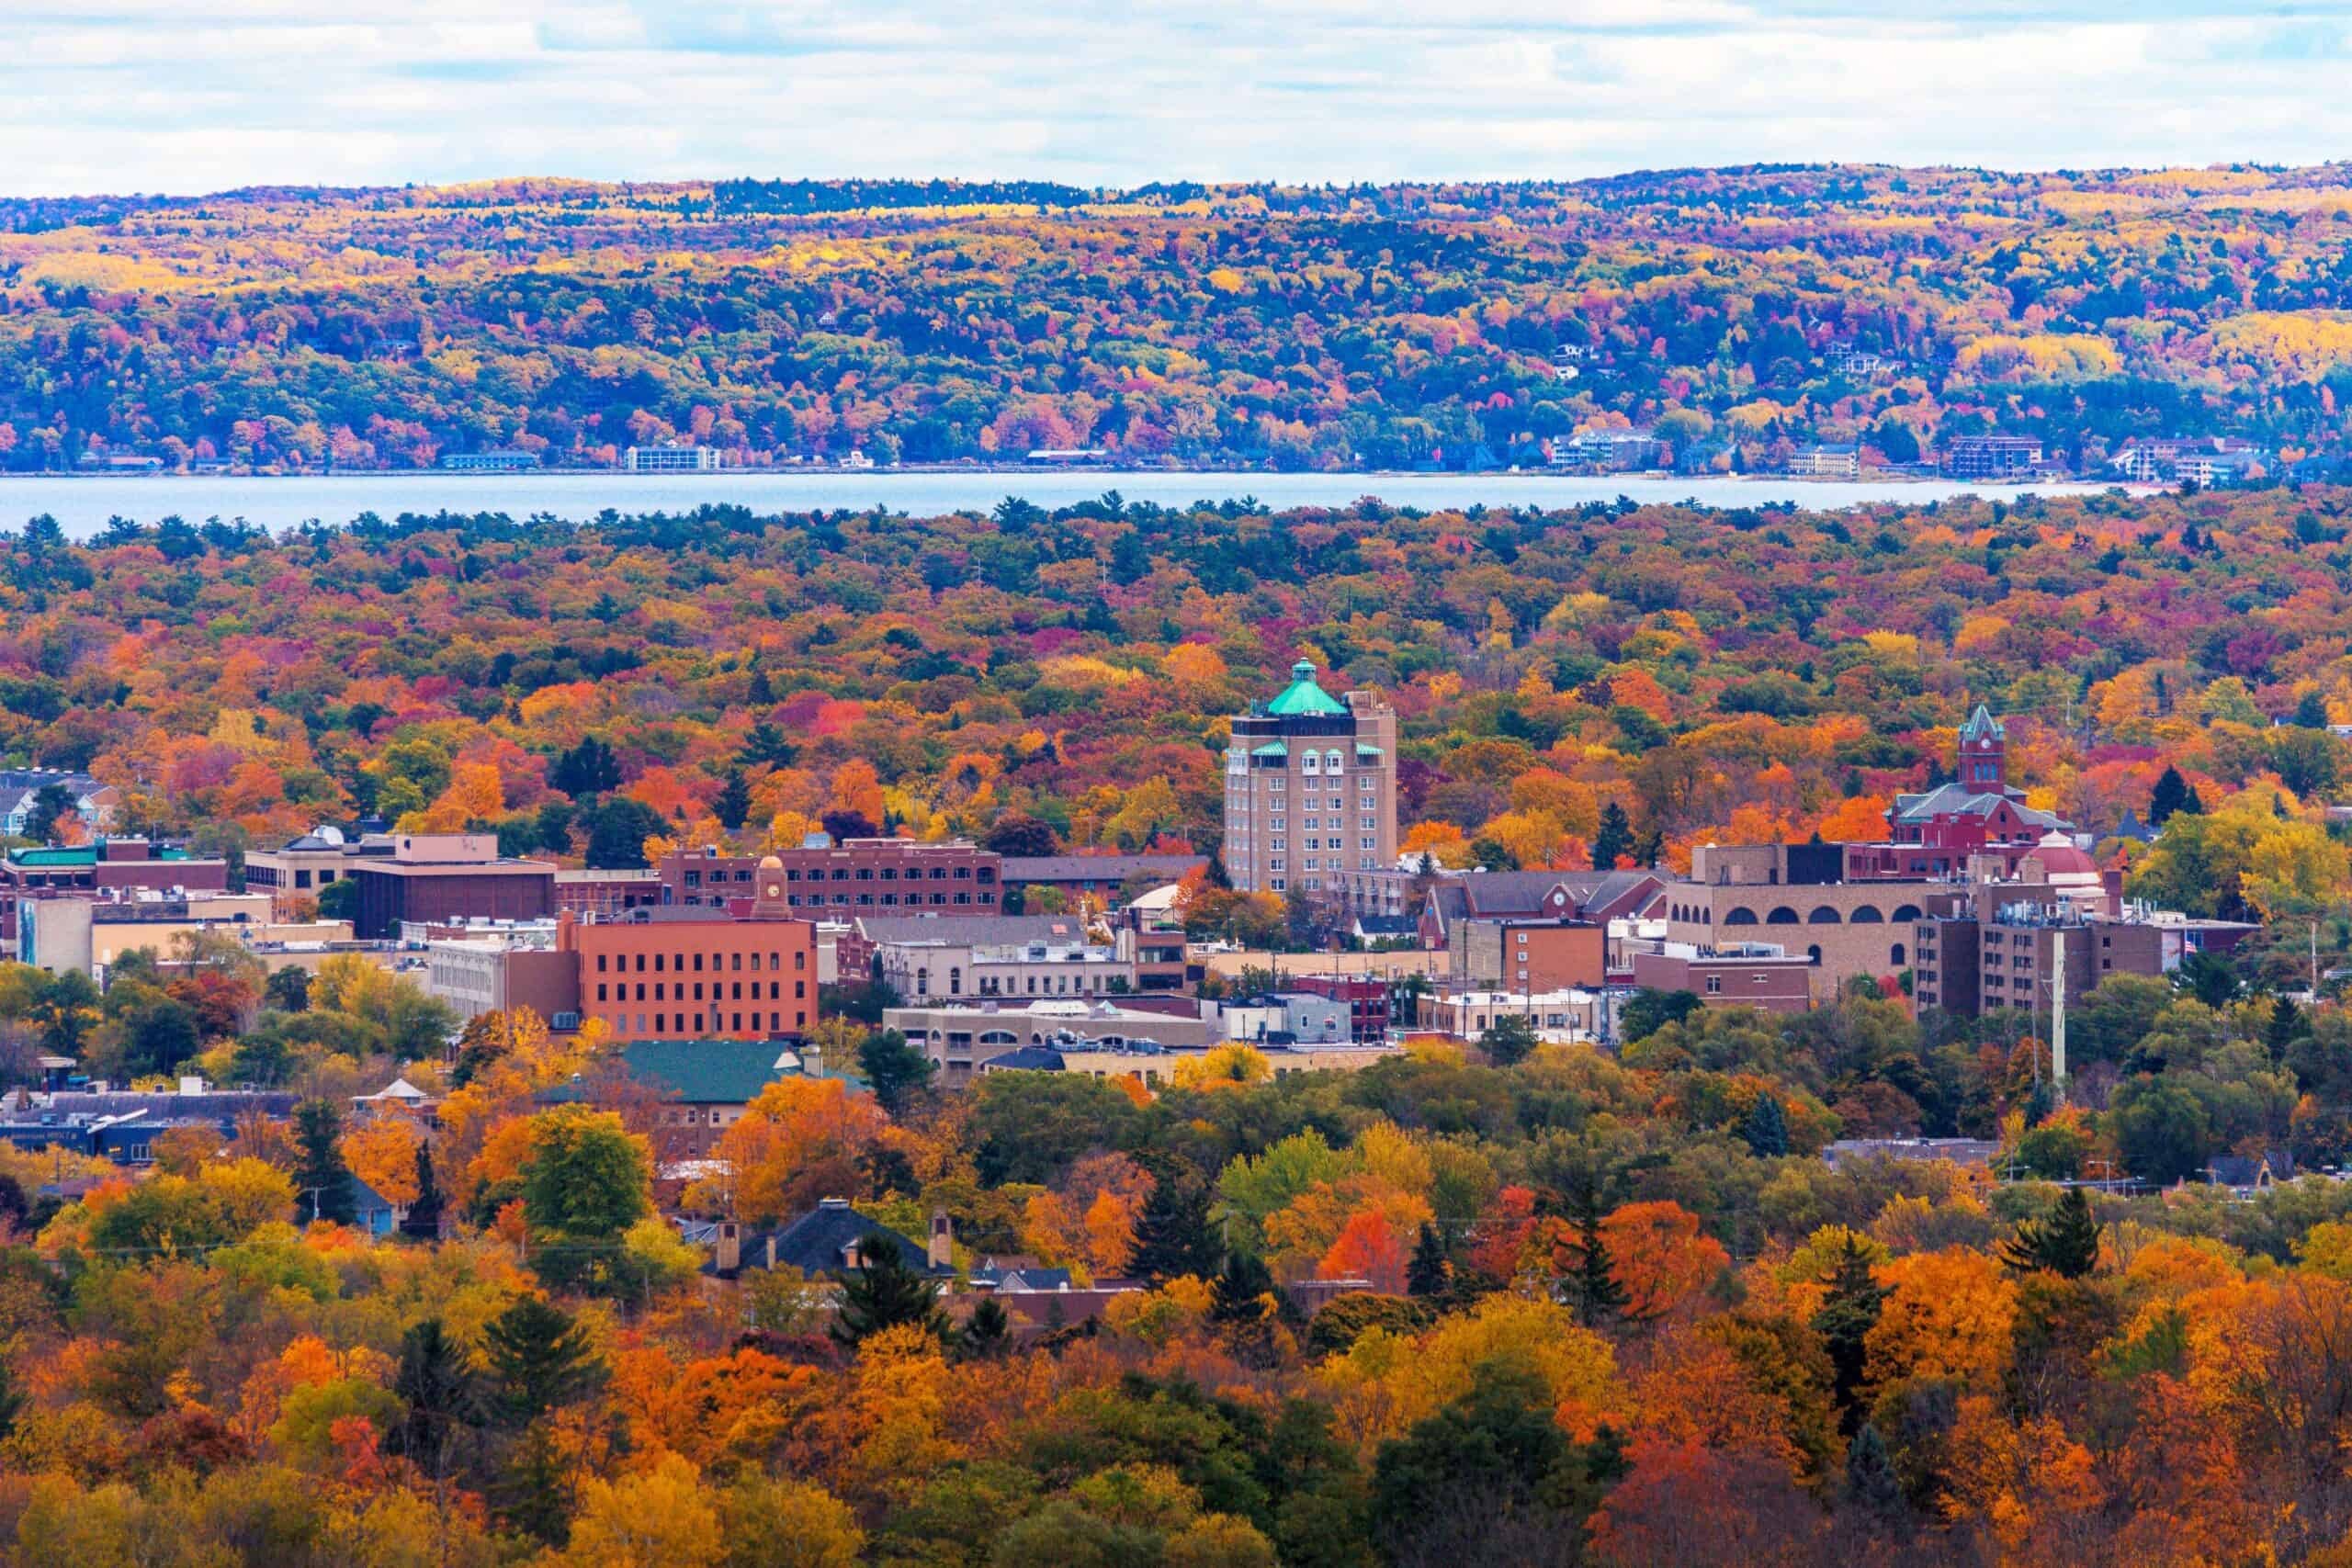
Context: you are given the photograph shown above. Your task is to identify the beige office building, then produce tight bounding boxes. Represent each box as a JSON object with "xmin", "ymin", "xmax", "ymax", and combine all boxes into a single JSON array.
[{"xmin": 1223, "ymin": 661, "xmax": 1397, "ymax": 897}]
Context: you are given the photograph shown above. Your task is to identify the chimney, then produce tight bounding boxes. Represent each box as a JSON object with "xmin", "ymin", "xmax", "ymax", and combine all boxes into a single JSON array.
[
  {"xmin": 764, "ymin": 1235, "xmax": 777, "ymax": 1269},
  {"xmin": 929, "ymin": 1209, "xmax": 953, "ymax": 1270},
  {"xmin": 716, "ymin": 1220, "xmax": 741, "ymax": 1274},
  {"xmin": 556, "ymin": 908, "xmax": 577, "ymax": 953}
]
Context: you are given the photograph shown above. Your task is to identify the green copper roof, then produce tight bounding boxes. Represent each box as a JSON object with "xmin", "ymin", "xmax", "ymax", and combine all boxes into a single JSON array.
[
  {"xmin": 1959, "ymin": 704, "xmax": 2005, "ymax": 742},
  {"xmin": 1266, "ymin": 660, "xmax": 1348, "ymax": 717},
  {"xmin": 6, "ymin": 844, "xmax": 192, "ymax": 868},
  {"xmin": 1251, "ymin": 741, "xmax": 1289, "ymax": 758}
]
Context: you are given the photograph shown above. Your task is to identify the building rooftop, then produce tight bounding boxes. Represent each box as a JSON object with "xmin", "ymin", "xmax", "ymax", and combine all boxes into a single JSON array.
[
  {"xmin": 1263, "ymin": 660, "xmax": 1350, "ymax": 717},
  {"xmin": 539, "ymin": 1038, "xmax": 802, "ymax": 1107}
]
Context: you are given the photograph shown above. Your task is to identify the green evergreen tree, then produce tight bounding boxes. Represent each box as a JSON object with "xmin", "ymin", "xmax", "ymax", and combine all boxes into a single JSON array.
[
  {"xmin": 484, "ymin": 1294, "xmax": 602, "ymax": 1427},
  {"xmin": 1844, "ymin": 1424, "xmax": 1902, "ymax": 1513},
  {"xmin": 2149, "ymin": 763, "xmax": 2191, "ymax": 827},
  {"xmin": 1999, "ymin": 1186, "xmax": 2101, "ymax": 1279},
  {"xmin": 1128, "ymin": 1170, "xmax": 1223, "ymax": 1284},
  {"xmin": 2268, "ymin": 994, "xmax": 2310, "ymax": 1061},
  {"xmin": 1566, "ymin": 1189, "xmax": 1626, "ymax": 1329},
  {"xmin": 712, "ymin": 767, "xmax": 752, "ymax": 830},
  {"xmin": 1210, "ymin": 1248, "xmax": 1282, "ymax": 1324},
  {"xmin": 401, "ymin": 1141, "xmax": 443, "ymax": 1241},
  {"xmin": 292, "ymin": 1099, "xmax": 356, "ymax": 1225},
  {"xmin": 962, "ymin": 1295, "xmax": 1010, "ymax": 1359},
  {"xmin": 831, "ymin": 1235, "xmax": 950, "ymax": 1348},
  {"xmin": 1589, "ymin": 802, "xmax": 1634, "ymax": 871},
  {"xmin": 857, "ymin": 1028, "xmax": 936, "ymax": 1117},
  {"xmin": 1743, "ymin": 1092, "xmax": 1790, "ymax": 1157},
  {"xmin": 1407, "ymin": 1221, "xmax": 1452, "ymax": 1298},
  {"xmin": 1813, "ymin": 1235, "xmax": 1890, "ymax": 1433},
  {"xmin": 391, "ymin": 1317, "xmax": 477, "ymax": 1462}
]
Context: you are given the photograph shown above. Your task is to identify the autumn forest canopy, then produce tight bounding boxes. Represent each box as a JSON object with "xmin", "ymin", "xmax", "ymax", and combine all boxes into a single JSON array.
[{"xmin": 14, "ymin": 163, "xmax": 2352, "ymax": 470}]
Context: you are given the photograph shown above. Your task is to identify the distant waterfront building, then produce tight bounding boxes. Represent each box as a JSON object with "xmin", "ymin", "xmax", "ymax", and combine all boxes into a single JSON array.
[
  {"xmin": 622, "ymin": 444, "xmax": 719, "ymax": 473},
  {"xmin": 437, "ymin": 449, "xmax": 539, "ymax": 472},
  {"xmin": 1787, "ymin": 444, "xmax": 1860, "ymax": 479},
  {"xmin": 2109, "ymin": 436, "xmax": 2267, "ymax": 486},
  {"xmin": 1549, "ymin": 427, "xmax": 1664, "ymax": 474},
  {"xmin": 1223, "ymin": 661, "xmax": 1397, "ymax": 897},
  {"xmin": 1940, "ymin": 435, "xmax": 2046, "ymax": 481}
]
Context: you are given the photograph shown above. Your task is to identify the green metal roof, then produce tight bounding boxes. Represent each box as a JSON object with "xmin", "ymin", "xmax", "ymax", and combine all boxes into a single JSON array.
[
  {"xmin": 1265, "ymin": 660, "xmax": 1348, "ymax": 717},
  {"xmin": 1354, "ymin": 743, "xmax": 1384, "ymax": 759},
  {"xmin": 6, "ymin": 845, "xmax": 191, "ymax": 868},
  {"xmin": 541, "ymin": 1039, "xmax": 797, "ymax": 1107},
  {"xmin": 1250, "ymin": 741, "xmax": 1289, "ymax": 758}
]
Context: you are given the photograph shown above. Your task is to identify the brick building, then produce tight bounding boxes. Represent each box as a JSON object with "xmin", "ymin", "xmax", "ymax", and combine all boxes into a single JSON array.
[
  {"xmin": 1630, "ymin": 942, "xmax": 1815, "ymax": 1013},
  {"xmin": 1660, "ymin": 842, "xmax": 1963, "ymax": 998},
  {"xmin": 1222, "ymin": 661, "xmax": 1397, "ymax": 896},
  {"xmin": 660, "ymin": 839, "xmax": 999, "ymax": 915},
  {"xmin": 563, "ymin": 860, "xmax": 818, "ymax": 1043},
  {"xmin": 0, "ymin": 840, "xmax": 230, "ymax": 944},
  {"xmin": 347, "ymin": 834, "xmax": 556, "ymax": 942},
  {"xmin": 1452, "ymin": 918, "xmax": 1608, "ymax": 993},
  {"xmin": 244, "ymin": 827, "xmax": 395, "ymax": 915}
]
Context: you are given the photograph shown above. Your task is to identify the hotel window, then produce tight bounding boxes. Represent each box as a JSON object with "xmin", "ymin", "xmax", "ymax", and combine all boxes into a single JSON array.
[{"xmin": 1705, "ymin": 976, "xmax": 1722, "ymax": 994}]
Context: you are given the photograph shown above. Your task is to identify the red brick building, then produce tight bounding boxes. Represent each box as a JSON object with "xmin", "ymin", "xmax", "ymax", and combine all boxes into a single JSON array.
[
  {"xmin": 564, "ymin": 860, "xmax": 819, "ymax": 1042},
  {"xmin": 660, "ymin": 839, "xmax": 999, "ymax": 916}
]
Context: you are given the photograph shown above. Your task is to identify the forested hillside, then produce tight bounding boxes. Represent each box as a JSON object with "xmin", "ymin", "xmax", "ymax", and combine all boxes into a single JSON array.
[{"xmin": 10, "ymin": 165, "xmax": 2352, "ymax": 470}]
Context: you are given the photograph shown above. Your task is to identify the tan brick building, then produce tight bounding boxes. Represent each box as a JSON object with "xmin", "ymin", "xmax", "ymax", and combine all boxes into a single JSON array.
[{"xmin": 1223, "ymin": 662, "xmax": 1396, "ymax": 897}]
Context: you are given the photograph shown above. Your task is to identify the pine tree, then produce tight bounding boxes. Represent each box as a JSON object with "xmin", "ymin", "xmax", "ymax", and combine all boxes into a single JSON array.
[
  {"xmin": 747, "ymin": 665, "xmax": 775, "ymax": 705},
  {"xmin": 830, "ymin": 1235, "xmax": 949, "ymax": 1348},
  {"xmin": 2268, "ymin": 995, "xmax": 2309, "ymax": 1061},
  {"xmin": 1814, "ymin": 1235, "xmax": 1890, "ymax": 1432},
  {"xmin": 1590, "ymin": 803, "xmax": 1634, "ymax": 871},
  {"xmin": 292, "ymin": 1099, "xmax": 356, "ymax": 1225},
  {"xmin": 484, "ymin": 1295, "xmax": 602, "ymax": 1427},
  {"xmin": 1844, "ymin": 1425, "xmax": 1902, "ymax": 1513},
  {"xmin": 712, "ymin": 768, "xmax": 752, "ymax": 830},
  {"xmin": 1407, "ymin": 1222, "xmax": 1452, "ymax": 1298},
  {"xmin": 1211, "ymin": 1249, "xmax": 1282, "ymax": 1324},
  {"xmin": 1999, "ymin": 1186, "xmax": 2101, "ymax": 1279},
  {"xmin": 1743, "ymin": 1093, "xmax": 1789, "ymax": 1157},
  {"xmin": 401, "ymin": 1140, "xmax": 443, "ymax": 1240},
  {"xmin": 2149, "ymin": 764, "xmax": 2191, "ymax": 827},
  {"xmin": 963, "ymin": 1296, "xmax": 1010, "ymax": 1359},
  {"xmin": 1566, "ymin": 1190, "xmax": 1626, "ymax": 1329},
  {"xmin": 392, "ymin": 1318, "xmax": 477, "ymax": 1461},
  {"xmin": 1129, "ymin": 1171, "xmax": 1223, "ymax": 1284}
]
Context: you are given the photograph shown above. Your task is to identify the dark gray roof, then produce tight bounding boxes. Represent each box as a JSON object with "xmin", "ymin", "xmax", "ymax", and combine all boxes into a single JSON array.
[
  {"xmin": 980, "ymin": 1046, "xmax": 1067, "ymax": 1072},
  {"xmin": 857, "ymin": 913, "xmax": 1088, "ymax": 946},
  {"xmin": 2208, "ymin": 1151, "xmax": 2294, "ymax": 1188},
  {"xmin": 729, "ymin": 1199, "xmax": 947, "ymax": 1278},
  {"xmin": 1891, "ymin": 783, "xmax": 2064, "ymax": 828}
]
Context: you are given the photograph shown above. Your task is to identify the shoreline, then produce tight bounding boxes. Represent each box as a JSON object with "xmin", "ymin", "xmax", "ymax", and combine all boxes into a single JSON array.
[{"xmin": 0, "ymin": 466, "xmax": 2123, "ymax": 490}]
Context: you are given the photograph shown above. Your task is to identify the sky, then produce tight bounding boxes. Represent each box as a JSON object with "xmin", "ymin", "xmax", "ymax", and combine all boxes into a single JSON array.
[{"xmin": 6, "ymin": 1, "xmax": 2352, "ymax": 196}]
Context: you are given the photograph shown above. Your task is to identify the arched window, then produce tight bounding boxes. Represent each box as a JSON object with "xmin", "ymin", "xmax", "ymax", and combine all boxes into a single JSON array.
[
  {"xmin": 1807, "ymin": 944, "xmax": 1822, "ymax": 963},
  {"xmin": 1724, "ymin": 908, "xmax": 1758, "ymax": 926},
  {"xmin": 1891, "ymin": 943, "xmax": 1907, "ymax": 966},
  {"xmin": 978, "ymin": 1031, "xmax": 1017, "ymax": 1044},
  {"xmin": 1766, "ymin": 907, "xmax": 1800, "ymax": 925},
  {"xmin": 915, "ymin": 967, "xmax": 930, "ymax": 996},
  {"xmin": 949, "ymin": 966, "xmax": 962, "ymax": 995},
  {"xmin": 1892, "ymin": 904, "xmax": 1921, "ymax": 922},
  {"xmin": 1849, "ymin": 905, "xmax": 1884, "ymax": 924},
  {"xmin": 1807, "ymin": 906, "xmax": 1841, "ymax": 925}
]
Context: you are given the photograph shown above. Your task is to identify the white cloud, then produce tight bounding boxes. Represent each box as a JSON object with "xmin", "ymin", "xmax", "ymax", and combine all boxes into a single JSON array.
[{"xmin": 0, "ymin": 1, "xmax": 2349, "ymax": 194}]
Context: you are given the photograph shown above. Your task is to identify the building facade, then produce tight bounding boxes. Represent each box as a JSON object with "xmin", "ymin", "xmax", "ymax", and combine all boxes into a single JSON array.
[
  {"xmin": 245, "ymin": 828, "xmax": 395, "ymax": 915},
  {"xmin": 622, "ymin": 444, "xmax": 718, "ymax": 472},
  {"xmin": 565, "ymin": 890, "xmax": 819, "ymax": 1043},
  {"xmin": 999, "ymin": 853, "xmax": 1204, "ymax": 908},
  {"xmin": 0, "ymin": 840, "xmax": 230, "ymax": 944},
  {"xmin": 1223, "ymin": 661, "xmax": 1397, "ymax": 897},
  {"xmin": 1453, "ymin": 918, "xmax": 1608, "ymax": 992},
  {"xmin": 660, "ymin": 839, "xmax": 1000, "ymax": 915},
  {"xmin": 1941, "ymin": 435, "xmax": 2046, "ymax": 480}
]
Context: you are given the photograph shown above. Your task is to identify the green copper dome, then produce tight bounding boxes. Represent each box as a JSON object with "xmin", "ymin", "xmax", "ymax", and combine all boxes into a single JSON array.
[{"xmin": 1265, "ymin": 660, "xmax": 1348, "ymax": 716}]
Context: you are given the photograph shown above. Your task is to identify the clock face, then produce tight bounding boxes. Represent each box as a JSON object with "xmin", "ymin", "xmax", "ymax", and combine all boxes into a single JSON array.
[{"xmin": 766, "ymin": 882, "xmax": 782, "ymax": 897}]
